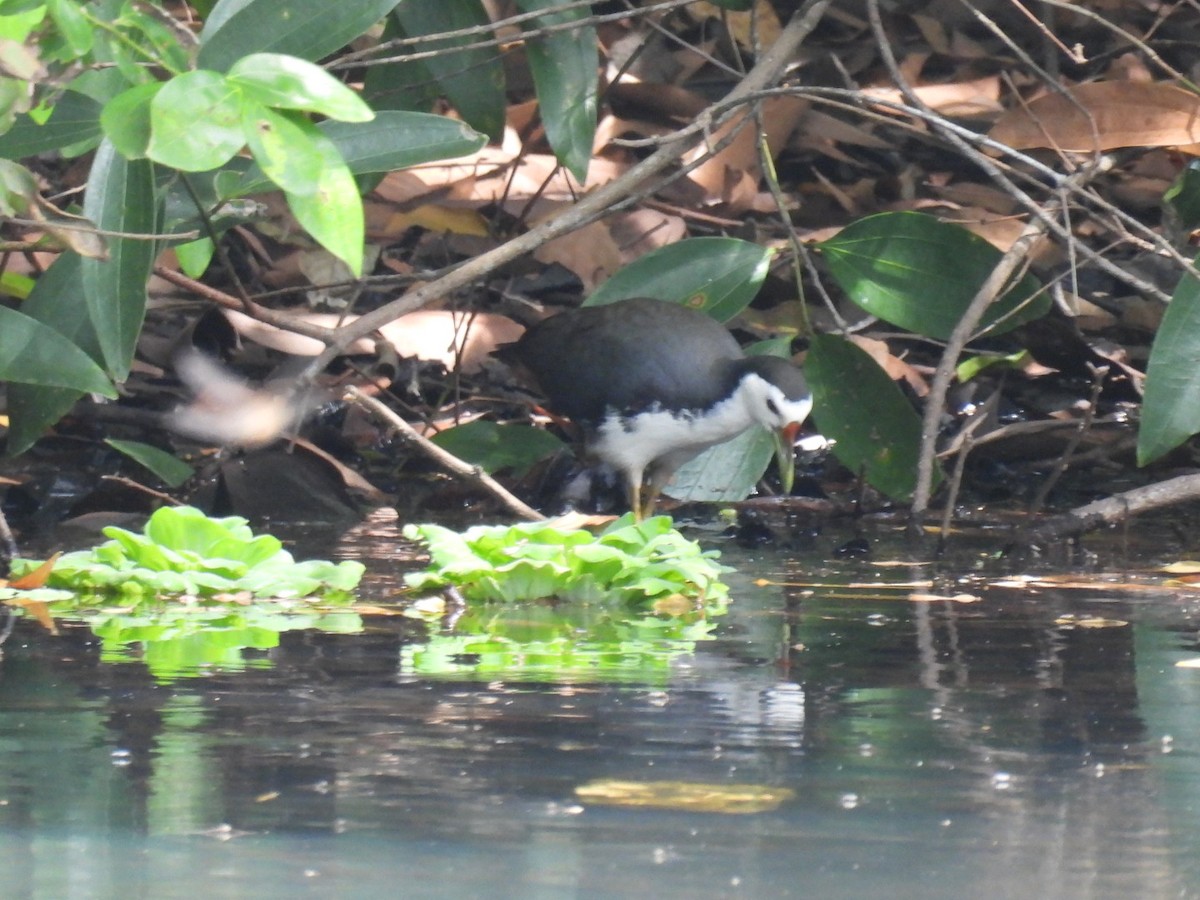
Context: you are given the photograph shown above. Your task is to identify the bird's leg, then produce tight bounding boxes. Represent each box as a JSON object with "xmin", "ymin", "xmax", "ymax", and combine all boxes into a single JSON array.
[
  {"xmin": 627, "ymin": 468, "xmax": 647, "ymax": 521},
  {"xmin": 640, "ymin": 466, "xmax": 675, "ymax": 520}
]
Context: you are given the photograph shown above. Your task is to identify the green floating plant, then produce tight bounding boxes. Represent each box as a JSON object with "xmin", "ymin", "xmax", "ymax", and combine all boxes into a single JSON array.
[
  {"xmin": 402, "ymin": 514, "xmax": 732, "ymax": 605},
  {"xmin": 4, "ymin": 506, "xmax": 365, "ymax": 681},
  {"xmin": 10, "ymin": 505, "xmax": 364, "ymax": 601}
]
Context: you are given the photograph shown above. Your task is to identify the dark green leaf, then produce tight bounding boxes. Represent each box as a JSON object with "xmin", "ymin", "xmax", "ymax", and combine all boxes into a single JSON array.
[
  {"xmin": 385, "ymin": 1, "xmax": 505, "ymax": 138},
  {"xmin": 431, "ymin": 420, "xmax": 565, "ymax": 476},
  {"xmin": 1139, "ymin": 259, "xmax": 1200, "ymax": 464},
  {"xmin": 806, "ymin": 333, "xmax": 937, "ymax": 500},
  {"xmin": 0, "ymin": 306, "xmax": 113, "ymax": 393},
  {"xmin": 0, "ymin": 90, "xmax": 102, "ymax": 158},
  {"xmin": 227, "ymin": 52, "xmax": 373, "ymax": 121},
  {"xmin": 819, "ymin": 211, "xmax": 1049, "ymax": 340},
  {"xmin": 198, "ymin": 0, "xmax": 401, "ymax": 72},
  {"xmin": 233, "ymin": 111, "xmax": 484, "ymax": 196},
  {"xmin": 1165, "ymin": 161, "xmax": 1200, "ymax": 230},
  {"xmin": 105, "ymin": 439, "xmax": 195, "ymax": 487},
  {"xmin": 5, "ymin": 253, "xmax": 105, "ymax": 454},
  {"xmin": 80, "ymin": 140, "xmax": 157, "ymax": 379},
  {"xmin": 585, "ymin": 237, "xmax": 774, "ymax": 321},
  {"xmin": 147, "ymin": 70, "xmax": 244, "ymax": 171},
  {"xmin": 516, "ymin": 0, "xmax": 597, "ymax": 182}
]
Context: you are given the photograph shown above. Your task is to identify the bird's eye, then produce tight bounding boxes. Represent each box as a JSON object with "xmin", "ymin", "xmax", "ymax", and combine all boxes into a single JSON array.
[{"xmin": 766, "ymin": 398, "xmax": 780, "ymax": 416}]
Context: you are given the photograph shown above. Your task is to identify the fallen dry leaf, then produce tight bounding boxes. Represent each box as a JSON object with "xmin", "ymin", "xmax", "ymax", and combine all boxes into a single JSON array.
[
  {"xmin": 7, "ymin": 552, "xmax": 60, "ymax": 590},
  {"xmin": 989, "ymin": 81, "xmax": 1200, "ymax": 152},
  {"xmin": 575, "ymin": 779, "xmax": 794, "ymax": 814}
]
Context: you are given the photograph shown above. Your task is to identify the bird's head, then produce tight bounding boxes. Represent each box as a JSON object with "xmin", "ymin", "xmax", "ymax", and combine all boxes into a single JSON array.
[{"xmin": 739, "ymin": 356, "xmax": 812, "ymax": 494}]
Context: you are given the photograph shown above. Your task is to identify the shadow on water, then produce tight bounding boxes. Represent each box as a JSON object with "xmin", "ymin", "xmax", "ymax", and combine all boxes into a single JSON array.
[{"xmin": 3, "ymin": 513, "xmax": 1200, "ymax": 899}]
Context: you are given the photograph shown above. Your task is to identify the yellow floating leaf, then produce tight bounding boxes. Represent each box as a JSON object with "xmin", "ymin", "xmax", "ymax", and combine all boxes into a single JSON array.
[
  {"xmin": 1162, "ymin": 561, "xmax": 1200, "ymax": 574},
  {"xmin": 1175, "ymin": 658, "xmax": 1200, "ymax": 668},
  {"xmin": 1054, "ymin": 615, "xmax": 1128, "ymax": 628},
  {"xmin": 908, "ymin": 592, "xmax": 980, "ymax": 603},
  {"xmin": 575, "ymin": 779, "xmax": 794, "ymax": 814}
]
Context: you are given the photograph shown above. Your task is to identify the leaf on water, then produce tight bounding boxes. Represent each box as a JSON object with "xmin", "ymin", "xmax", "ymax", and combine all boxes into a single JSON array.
[
  {"xmin": 575, "ymin": 780, "xmax": 795, "ymax": 814},
  {"xmin": 1054, "ymin": 615, "xmax": 1129, "ymax": 629},
  {"xmin": 907, "ymin": 592, "xmax": 981, "ymax": 603},
  {"xmin": 1161, "ymin": 560, "xmax": 1200, "ymax": 574},
  {"xmin": 6, "ymin": 552, "xmax": 60, "ymax": 589},
  {"xmin": 1175, "ymin": 658, "xmax": 1200, "ymax": 669}
]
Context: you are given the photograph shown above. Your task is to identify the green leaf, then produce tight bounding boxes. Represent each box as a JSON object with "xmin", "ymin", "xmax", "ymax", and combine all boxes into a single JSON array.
[
  {"xmin": 585, "ymin": 237, "xmax": 774, "ymax": 321},
  {"xmin": 175, "ymin": 237, "xmax": 215, "ymax": 278},
  {"xmin": 0, "ymin": 305, "xmax": 114, "ymax": 393},
  {"xmin": 104, "ymin": 439, "xmax": 194, "ymax": 487},
  {"xmin": 99, "ymin": 81, "xmax": 160, "ymax": 158},
  {"xmin": 818, "ymin": 211, "xmax": 1049, "ymax": 340},
  {"xmin": 0, "ymin": 75, "xmax": 31, "ymax": 134},
  {"xmin": 1165, "ymin": 161, "xmax": 1200, "ymax": 231},
  {"xmin": 806, "ymin": 332, "xmax": 937, "ymax": 500},
  {"xmin": 4, "ymin": 253, "xmax": 105, "ymax": 454},
  {"xmin": 233, "ymin": 111, "xmax": 486, "ymax": 196},
  {"xmin": 241, "ymin": 103, "xmax": 325, "ymax": 195},
  {"xmin": 666, "ymin": 427, "xmax": 777, "ymax": 503},
  {"xmin": 403, "ymin": 515, "xmax": 730, "ymax": 604},
  {"xmin": 385, "ymin": 1, "xmax": 505, "ymax": 138},
  {"xmin": 0, "ymin": 90, "xmax": 102, "ymax": 157},
  {"xmin": 1139, "ymin": 259, "xmax": 1200, "ymax": 464},
  {"xmin": 198, "ymin": 0, "xmax": 401, "ymax": 72},
  {"xmin": 516, "ymin": 0, "xmax": 597, "ymax": 182},
  {"xmin": 431, "ymin": 420, "xmax": 565, "ymax": 476},
  {"xmin": 283, "ymin": 127, "xmax": 363, "ymax": 275},
  {"xmin": 227, "ymin": 52, "xmax": 373, "ymax": 121},
  {"xmin": 46, "ymin": 0, "xmax": 93, "ymax": 56},
  {"xmin": 0, "ymin": 156, "xmax": 39, "ymax": 216},
  {"xmin": 80, "ymin": 140, "xmax": 157, "ymax": 379},
  {"xmin": 147, "ymin": 70, "xmax": 244, "ymax": 171},
  {"xmin": 119, "ymin": 2, "xmax": 196, "ymax": 75}
]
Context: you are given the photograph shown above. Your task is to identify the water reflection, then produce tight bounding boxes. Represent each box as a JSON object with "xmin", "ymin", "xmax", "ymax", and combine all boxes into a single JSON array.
[{"xmin": 2, "ymin": 525, "xmax": 1200, "ymax": 897}]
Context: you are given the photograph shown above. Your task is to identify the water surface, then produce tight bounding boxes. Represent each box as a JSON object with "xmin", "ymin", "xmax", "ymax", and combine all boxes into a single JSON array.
[{"xmin": 2, "ymin": 516, "xmax": 1200, "ymax": 899}]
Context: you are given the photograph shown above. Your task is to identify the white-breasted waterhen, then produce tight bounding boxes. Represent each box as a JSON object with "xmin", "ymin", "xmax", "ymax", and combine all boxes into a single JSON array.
[{"xmin": 498, "ymin": 297, "xmax": 813, "ymax": 519}]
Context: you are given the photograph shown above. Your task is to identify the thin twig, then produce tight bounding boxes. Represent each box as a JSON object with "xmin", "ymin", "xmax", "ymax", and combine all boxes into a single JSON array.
[
  {"xmin": 306, "ymin": 1, "xmax": 834, "ymax": 375},
  {"xmin": 1027, "ymin": 364, "xmax": 1109, "ymax": 516},
  {"xmin": 937, "ymin": 389, "xmax": 1000, "ymax": 555},
  {"xmin": 344, "ymin": 386, "xmax": 545, "ymax": 522}
]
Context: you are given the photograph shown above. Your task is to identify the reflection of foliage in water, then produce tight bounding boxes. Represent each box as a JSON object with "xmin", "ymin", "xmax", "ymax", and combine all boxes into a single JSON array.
[
  {"xmin": 402, "ymin": 594, "xmax": 727, "ymax": 683},
  {"xmin": 400, "ymin": 514, "xmax": 734, "ymax": 682},
  {"xmin": 4, "ymin": 506, "xmax": 365, "ymax": 681}
]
